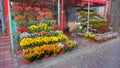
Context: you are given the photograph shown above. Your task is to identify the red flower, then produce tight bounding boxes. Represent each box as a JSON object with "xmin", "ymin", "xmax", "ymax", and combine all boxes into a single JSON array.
[
  {"xmin": 14, "ymin": 2, "xmax": 21, "ymax": 6},
  {"xmin": 52, "ymin": 25, "xmax": 60, "ymax": 29},
  {"xmin": 14, "ymin": 6, "xmax": 23, "ymax": 12},
  {"xmin": 22, "ymin": 3, "xmax": 29, "ymax": 7},
  {"xmin": 38, "ymin": 11, "xmax": 45, "ymax": 16},
  {"xmin": 17, "ymin": 26, "xmax": 28, "ymax": 32},
  {"xmin": 25, "ymin": 6, "xmax": 32, "ymax": 12},
  {"xmin": 34, "ymin": 7, "xmax": 41, "ymax": 12}
]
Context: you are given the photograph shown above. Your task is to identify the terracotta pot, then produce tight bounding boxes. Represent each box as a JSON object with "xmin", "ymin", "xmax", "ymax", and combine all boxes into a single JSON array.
[
  {"xmin": 60, "ymin": 51, "xmax": 65, "ymax": 54},
  {"xmin": 109, "ymin": 38, "xmax": 112, "ymax": 40},
  {"xmin": 95, "ymin": 40, "xmax": 100, "ymax": 44},
  {"xmin": 101, "ymin": 40, "xmax": 105, "ymax": 43},
  {"xmin": 88, "ymin": 38, "xmax": 90, "ymax": 40},
  {"xmin": 44, "ymin": 55, "xmax": 50, "ymax": 58},
  {"xmin": 25, "ymin": 60, "xmax": 32, "ymax": 64},
  {"xmin": 90, "ymin": 40, "xmax": 94, "ymax": 43},
  {"xmin": 53, "ymin": 53, "xmax": 58, "ymax": 56},
  {"xmin": 107, "ymin": 38, "xmax": 109, "ymax": 41},
  {"xmin": 86, "ymin": 38, "xmax": 89, "ymax": 40}
]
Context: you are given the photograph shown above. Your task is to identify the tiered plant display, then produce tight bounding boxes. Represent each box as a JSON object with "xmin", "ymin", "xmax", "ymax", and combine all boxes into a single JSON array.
[
  {"xmin": 83, "ymin": 31, "xmax": 118, "ymax": 43},
  {"xmin": 76, "ymin": 10, "xmax": 118, "ymax": 43},
  {"xmin": 76, "ymin": 10, "xmax": 110, "ymax": 34},
  {"xmin": 12, "ymin": 2, "xmax": 78, "ymax": 63}
]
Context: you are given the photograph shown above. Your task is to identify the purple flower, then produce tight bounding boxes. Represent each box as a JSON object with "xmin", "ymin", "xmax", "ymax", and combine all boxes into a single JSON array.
[
  {"xmin": 77, "ymin": 33, "xmax": 83, "ymax": 36},
  {"xmin": 30, "ymin": 32, "xmax": 38, "ymax": 36}
]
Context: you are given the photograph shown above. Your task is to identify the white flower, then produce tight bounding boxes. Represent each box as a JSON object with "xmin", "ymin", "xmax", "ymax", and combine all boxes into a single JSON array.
[
  {"xmin": 57, "ymin": 43, "xmax": 65, "ymax": 48},
  {"xmin": 20, "ymin": 32, "xmax": 31, "ymax": 39}
]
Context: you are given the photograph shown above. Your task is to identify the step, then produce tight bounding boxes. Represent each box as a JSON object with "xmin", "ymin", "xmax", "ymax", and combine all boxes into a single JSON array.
[{"xmin": 0, "ymin": 36, "xmax": 10, "ymax": 39}]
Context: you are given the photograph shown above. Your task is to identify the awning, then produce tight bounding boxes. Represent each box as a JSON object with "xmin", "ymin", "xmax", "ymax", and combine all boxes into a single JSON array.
[
  {"xmin": 77, "ymin": 0, "xmax": 106, "ymax": 7},
  {"xmin": 81, "ymin": 0, "xmax": 106, "ymax": 4}
]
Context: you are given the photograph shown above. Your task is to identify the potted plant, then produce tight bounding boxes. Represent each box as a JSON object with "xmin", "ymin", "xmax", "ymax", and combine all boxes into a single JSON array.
[
  {"xmin": 33, "ymin": 46, "xmax": 45, "ymax": 59},
  {"xmin": 17, "ymin": 26, "xmax": 28, "ymax": 32},
  {"xmin": 23, "ymin": 48, "xmax": 35, "ymax": 63},
  {"xmin": 67, "ymin": 40, "xmax": 77, "ymax": 51},
  {"xmin": 43, "ymin": 45, "xmax": 52, "ymax": 58},
  {"xmin": 84, "ymin": 32, "xmax": 90, "ymax": 40},
  {"xmin": 89, "ymin": 34, "xmax": 96, "ymax": 42},
  {"xmin": 60, "ymin": 47, "xmax": 69, "ymax": 54},
  {"xmin": 44, "ymin": 50, "xmax": 51, "ymax": 58},
  {"xmin": 52, "ymin": 44, "xmax": 61, "ymax": 56}
]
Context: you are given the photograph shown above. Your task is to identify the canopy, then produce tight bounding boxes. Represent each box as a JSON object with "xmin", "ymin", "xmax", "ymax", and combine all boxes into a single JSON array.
[
  {"xmin": 77, "ymin": 0, "xmax": 106, "ymax": 7},
  {"xmin": 81, "ymin": 0, "xmax": 106, "ymax": 4}
]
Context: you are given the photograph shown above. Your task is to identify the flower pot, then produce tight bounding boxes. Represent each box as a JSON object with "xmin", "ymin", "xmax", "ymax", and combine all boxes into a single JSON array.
[
  {"xmin": 86, "ymin": 38, "xmax": 89, "ymax": 40},
  {"xmin": 53, "ymin": 53, "xmax": 58, "ymax": 56},
  {"xmin": 88, "ymin": 38, "xmax": 90, "ymax": 40},
  {"xmin": 103, "ymin": 40, "xmax": 105, "ymax": 42},
  {"xmin": 44, "ymin": 55, "xmax": 50, "ymax": 58},
  {"xmin": 25, "ymin": 60, "xmax": 32, "ymax": 64},
  {"xmin": 60, "ymin": 51, "xmax": 65, "ymax": 54},
  {"xmin": 95, "ymin": 40, "xmax": 100, "ymax": 44},
  {"xmin": 90, "ymin": 40, "xmax": 94, "ymax": 43},
  {"xmin": 109, "ymin": 38, "xmax": 112, "ymax": 40}
]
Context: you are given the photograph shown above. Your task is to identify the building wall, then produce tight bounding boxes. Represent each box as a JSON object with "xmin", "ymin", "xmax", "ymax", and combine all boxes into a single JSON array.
[{"xmin": 110, "ymin": 0, "xmax": 120, "ymax": 34}]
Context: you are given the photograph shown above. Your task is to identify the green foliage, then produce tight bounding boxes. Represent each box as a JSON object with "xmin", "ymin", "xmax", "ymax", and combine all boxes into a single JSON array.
[
  {"xmin": 44, "ymin": 19, "xmax": 56, "ymax": 26},
  {"xmin": 28, "ymin": 19, "xmax": 39, "ymax": 26},
  {"xmin": 45, "ymin": 50, "xmax": 51, "ymax": 55},
  {"xmin": 17, "ymin": 20, "xmax": 28, "ymax": 27}
]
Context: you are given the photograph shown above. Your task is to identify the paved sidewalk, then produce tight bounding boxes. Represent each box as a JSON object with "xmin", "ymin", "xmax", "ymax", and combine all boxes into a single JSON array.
[
  {"xmin": 0, "ymin": 35, "xmax": 120, "ymax": 68},
  {"xmin": 0, "ymin": 36, "xmax": 13, "ymax": 68},
  {"xmin": 23, "ymin": 37, "xmax": 120, "ymax": 68}
]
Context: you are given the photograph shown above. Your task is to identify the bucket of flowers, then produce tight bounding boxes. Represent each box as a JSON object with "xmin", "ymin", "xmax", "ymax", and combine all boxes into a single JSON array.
[
  {"xmin": 42, "ymin": 44, "xmax": 52, "ymax": 58},
  {"xmin": 67, "ymin": 40, "xmax": 78, "ymax": 51},
  {"xmin": 33, "ymin": 46, "xmax": 45, "ymax": 59},
  {"xmin": 23, "ymin": 48, "xmax": 35, "ymax": 63},
  {"xmin": 89, "ymin": 34, "xmax": 96, "ymax": 42},
  {"xmin": 52, "ymin": 44, "xmax": 61, "ymax": 56},
  {"xmin": 84, "ymin": 32, "xmax": 90, "ymax": 40},
  {"xmin": 20, "ymin": 37, "xmax": 34, "ymax": 49},
  {"xmin": 57, "ymin": 42, "xmax": 68, "ymax": 54},
  {"xmin": 28, "ymin": 25, "xmax": 39, "ymax": 33}
]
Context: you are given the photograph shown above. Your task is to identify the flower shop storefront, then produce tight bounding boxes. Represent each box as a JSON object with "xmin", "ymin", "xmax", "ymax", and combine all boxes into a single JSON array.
[
  {"xmin": 65, "ymin": 0, "xmax": 119, "ymax": 43},
  {"xmin": 7, "ymin": 0, "xmax": 119, "ymax": 63},
  {"xmin": 7, "ymin": 0, "xmax": 78, "ymax": 63}
]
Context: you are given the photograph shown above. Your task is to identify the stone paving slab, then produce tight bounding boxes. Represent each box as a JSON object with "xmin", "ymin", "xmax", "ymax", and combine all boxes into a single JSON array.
[{"xmin": 0, "ymin": 36, "xmax": 14, "ymax": 68}]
